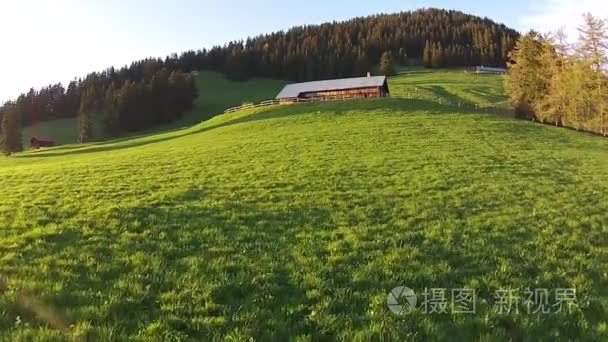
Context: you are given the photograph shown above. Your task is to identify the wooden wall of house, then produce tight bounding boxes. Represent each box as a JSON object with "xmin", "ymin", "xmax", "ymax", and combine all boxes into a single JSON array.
[{"xmin": 301, "ymin": 87, "xmax": 384, "ymax": 100}]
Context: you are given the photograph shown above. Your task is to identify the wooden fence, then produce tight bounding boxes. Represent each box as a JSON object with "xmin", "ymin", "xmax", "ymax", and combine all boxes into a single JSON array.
[
  {"xmin": 224, "ymin": 100, "xmax": 280, "ymax": 113},
  {"xmin": 223, "ymin": 93, "xmax": 513, "ymax": 116},
  {"xmin": 223, "ymin": 95, "xmax": 366, "ymax": 114}
]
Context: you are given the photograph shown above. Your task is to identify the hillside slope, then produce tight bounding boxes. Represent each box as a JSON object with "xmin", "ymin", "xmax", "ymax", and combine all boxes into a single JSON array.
[
  {"xmin": 1, "ymin": 96, "xmax": 607, "ymax": 339},
  {"xmin": 18, "ymin": 69, "xmax": 505, "ymax": 147}
]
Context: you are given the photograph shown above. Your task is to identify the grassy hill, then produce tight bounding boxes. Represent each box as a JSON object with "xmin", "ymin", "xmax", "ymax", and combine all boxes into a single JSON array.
[
  {"xmin": 1, "ymin": 72, "xmax": 607, "ymax": 340},
  {"xmin": 18, "ymin": 69, "xmax": 507, "ymax": 147}
]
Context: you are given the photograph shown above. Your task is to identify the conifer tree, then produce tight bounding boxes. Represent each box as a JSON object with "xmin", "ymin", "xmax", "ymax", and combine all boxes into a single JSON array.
[
  {"xmin": 78, "ymin": 84, "xmax": 95, "ymax": 143},
  {"xmin": 380, "ymin": 51, "xmax": 396, "ymax": 76},
  {"xmin": 398, "ymin": 48, "xmax": 408, "ymax": 65},
  {"xmin": 354, "ymin": 51, "xmax": 371, "ymax": 76},
  {"xmin": 103, "ymin": 85, "xmax": 120, "ymax": 137},
  {"xmin": 423, "ymin": 40, "xmax": 433, "ymax": 67},
  {"xmin": 0, "ymin": 101, "xmax": 23, "ymax": 155},
  {"xmin": 431, "ymin": 42, "xmax": 445, "ymax": 67}
]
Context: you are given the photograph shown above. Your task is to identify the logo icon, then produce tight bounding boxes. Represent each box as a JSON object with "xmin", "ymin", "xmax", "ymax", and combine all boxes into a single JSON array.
[{"xmin": 387, "ymin": 286, "xmax": 417, "ymax": 315}]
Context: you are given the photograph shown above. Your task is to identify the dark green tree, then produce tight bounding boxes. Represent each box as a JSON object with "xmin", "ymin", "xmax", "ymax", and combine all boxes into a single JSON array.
[
  {"xmin": 353, "ymin": 51, "xmax": 371, "ymax": 76},
  {"xmin": 78, "ymin": 83, "xmax": 96, "ymax": 143},
  {"xmin": 398, "ymin": 47, "xmax": 408, "ymax": 65},
  {"xmin": 380, "ymin": 51, "xmax": 396, "ymax": 76},
  {"xmin": 1, "ymin": 101, "xmax": 23, "ymax": 155},
  {"xmin": 423, "ymin": 40, "xmax": 433, "ymax": 67},
  {"xmin": 103, "ymin": 84, "xmax": 120, "ymax": 137},
  {"xmin": 431, "ymin": 42, "xmax": 445, "ymax": 68}
]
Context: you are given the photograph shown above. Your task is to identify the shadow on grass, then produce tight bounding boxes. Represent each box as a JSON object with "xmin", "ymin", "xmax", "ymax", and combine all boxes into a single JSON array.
[
  {"xmin": 0, "ymin": 188, "xmax": 336, "ymax": 339},
  {"xmin": 423, "ymin": 85, "xmax": 473, "ymax": 106},
  {"xmin": 2, "ymin": 176, "xmax": 606, "ymax": 339},
  {"xmin": 467, "ymin": 88, "xmax": 506, "ymax": 103},
  {"xmin": 402, "ymin": 80, "xmax": 484, "ymax": 86}
]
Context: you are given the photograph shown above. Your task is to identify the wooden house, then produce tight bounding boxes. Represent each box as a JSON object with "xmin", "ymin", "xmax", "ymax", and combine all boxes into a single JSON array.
[{"xmin": 276, "ymin": 76, "xmax": 390, "ymax": 103}]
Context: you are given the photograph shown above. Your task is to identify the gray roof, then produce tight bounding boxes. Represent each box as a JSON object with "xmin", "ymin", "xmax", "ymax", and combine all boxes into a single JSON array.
[{"xmin": 276, "ymin": 76, "xmax": 387, "ymax": 99}]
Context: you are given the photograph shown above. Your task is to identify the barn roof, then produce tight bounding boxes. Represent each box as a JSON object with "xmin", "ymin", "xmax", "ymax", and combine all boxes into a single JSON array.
[
  {"xmin": 475, "ymin": 66, "xmax": 507, "ymax": 73},
  {"xmin": 276, "ymin": 76, "xmax": 387, "ymax": 99}
]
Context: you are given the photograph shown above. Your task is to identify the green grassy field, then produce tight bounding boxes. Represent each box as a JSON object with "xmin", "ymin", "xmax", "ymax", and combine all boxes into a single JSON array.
[{"xmin": 1, "ymin": 71, "xmax": 608, "ymax": 340}]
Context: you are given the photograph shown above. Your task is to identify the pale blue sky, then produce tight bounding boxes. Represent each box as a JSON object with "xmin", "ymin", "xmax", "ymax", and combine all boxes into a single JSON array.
[{"xmin": 0, "ymin": 0, "xmax": 604, "ymax": 102}]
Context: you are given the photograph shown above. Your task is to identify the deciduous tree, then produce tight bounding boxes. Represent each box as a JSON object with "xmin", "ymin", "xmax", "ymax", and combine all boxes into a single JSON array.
[
  {"xmin": 506, "ymin": 14, "xmax": 608, "ymax": 135},
  {"xmin": 505, "ymin": 31, "xmax": 550, "ymax": 120},
  {"xmin": 577, "ymin": 13, "xmax": 608, "ymax": 135}
]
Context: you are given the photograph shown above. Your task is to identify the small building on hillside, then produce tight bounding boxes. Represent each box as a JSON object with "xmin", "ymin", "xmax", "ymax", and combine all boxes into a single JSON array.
[
  {"xmin": 276, "ymin": 75, "xmax": 390, "ymax": 103},
  {"xmin": 474, "ymin": 66, "xmax": 507, "ymax": 74}
]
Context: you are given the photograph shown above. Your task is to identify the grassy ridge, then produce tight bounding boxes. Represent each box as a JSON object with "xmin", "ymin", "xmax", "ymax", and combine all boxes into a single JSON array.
[{"xmin": 1, "ymin": 90, "xmax": 608, "ymax": 339}]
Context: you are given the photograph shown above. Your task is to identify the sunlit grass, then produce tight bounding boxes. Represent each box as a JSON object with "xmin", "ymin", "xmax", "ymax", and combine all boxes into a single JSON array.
[{"xmin": 0, "ymin": 72, "xmax": 607, "ymax": 340}]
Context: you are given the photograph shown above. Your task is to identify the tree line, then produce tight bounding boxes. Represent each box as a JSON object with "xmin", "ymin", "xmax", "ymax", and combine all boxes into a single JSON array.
[
  {"xmin": 200, "ymin": 8, "xmax": 518, "ymax": 81},
  {"xmin": 77, "ymin": 69, "xmax": 197, "ymax": 143},
  {"xmin": 506, "ymin": 14, "xmax": 608, "ymax": 136},
  {"xmin": 1, "ymin": 67, "xmax": 197, "ymax": 154}
]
